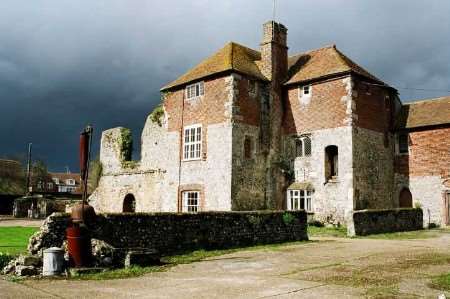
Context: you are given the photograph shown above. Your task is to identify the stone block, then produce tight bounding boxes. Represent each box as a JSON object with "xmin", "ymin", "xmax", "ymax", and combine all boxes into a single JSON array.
[
  {"xmin": 19, "ymin": 255, "xmax": 42, "ymax": 267},
  {"xmin": 124, "ymin": 250, "xmax": 160, "ymax": 268},
  {"xmin": 15, "ymin": 265, "xmax": 39, "ymax": 276}
]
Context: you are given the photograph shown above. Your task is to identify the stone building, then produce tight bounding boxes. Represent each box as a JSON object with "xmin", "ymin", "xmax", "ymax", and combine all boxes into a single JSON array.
[{"xmin": 89, "ymin": 21, "xmax": 450, "ymax": 226}]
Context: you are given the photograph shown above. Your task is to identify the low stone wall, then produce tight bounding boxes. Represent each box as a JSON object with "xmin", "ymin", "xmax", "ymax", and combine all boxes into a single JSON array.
[
  {"xmin": 29, "ymin": 211, "xmax": 308, "ymax": 257},
  {"xmin": 347, "ymin": 208, "xmax": 423, "ymax": 236}
]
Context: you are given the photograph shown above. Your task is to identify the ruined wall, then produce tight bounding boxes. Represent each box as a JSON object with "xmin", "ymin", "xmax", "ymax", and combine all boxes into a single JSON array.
[
  {"xmin": 348, "ymin": 208, "xmax": 423, "ymax": 236},
  {"xmin": 394, "ymin": 125, "xmax": 450, "ymax": 226},
  {"xmin": 29, "ymin": 211, "xmax": 308, "ymax": 256}
]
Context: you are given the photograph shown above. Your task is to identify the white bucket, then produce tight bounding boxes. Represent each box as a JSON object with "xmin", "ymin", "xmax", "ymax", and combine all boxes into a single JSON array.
[{"xmin": 43, "ymin": 247, "xmax": 65, "ymax": 276}]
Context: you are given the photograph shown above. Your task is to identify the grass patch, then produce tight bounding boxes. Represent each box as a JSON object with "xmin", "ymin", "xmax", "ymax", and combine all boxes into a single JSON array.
[
  {"xmin": 360, "ymin": 229, "xmax": 441, "ymax": 240},
  {"xmin": 72, "ymin": 240, "xmax": 310, "ymax": 280},
  {"xmin": 430, "ymin": 273, "xmax": 450, "ymax": 291},
  {"xmin": 0, "ymin": 226, "xmax": 39, "ymax": 255},
  {"xmin": 308, "ymin": 225, "xmax": 347, "ymax": 238}
]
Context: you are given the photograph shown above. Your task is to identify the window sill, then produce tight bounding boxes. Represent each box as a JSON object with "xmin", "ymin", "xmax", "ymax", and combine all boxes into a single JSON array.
[
  {"xmin": 182, "ymin": 158, "xmax": 202, "ymax": 162},
  {"xmin": 185, "ymin": 96, "xmax": 204, "ymax": 101}
]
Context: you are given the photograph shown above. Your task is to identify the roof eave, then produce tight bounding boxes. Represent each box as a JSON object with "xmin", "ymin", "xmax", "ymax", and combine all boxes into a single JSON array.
[{"xmin": 161, "ymin": 70, "xmax": 268, "ymax": 92}]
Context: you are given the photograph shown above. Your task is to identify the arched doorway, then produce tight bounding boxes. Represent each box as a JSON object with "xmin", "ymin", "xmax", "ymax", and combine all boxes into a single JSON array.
[
  {"xmin": 399, "ymin": 188, "xmax": 413, "ymax": 208},
  {"xmin": 123, "ymin": 194, "xmax": 136, "ymax": 213}
]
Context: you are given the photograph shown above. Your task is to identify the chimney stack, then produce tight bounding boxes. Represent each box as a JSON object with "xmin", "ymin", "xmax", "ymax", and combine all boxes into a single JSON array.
[{"xmin": 260, "ymin": 21, "xmax": 288, "ymax": 82}]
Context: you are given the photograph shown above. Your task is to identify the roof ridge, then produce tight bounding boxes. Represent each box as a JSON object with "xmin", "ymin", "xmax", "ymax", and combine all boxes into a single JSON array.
[
  {"xmin": 229, "ymin": 42, "xmax": 235, "ymax": 69},
  {"xmin": 288, "ymin": 44, "xmax": 336, "ymax": 58},
  {"xmin": 403, "ymin": 96, "xmax": 450, "ymax": 105}
]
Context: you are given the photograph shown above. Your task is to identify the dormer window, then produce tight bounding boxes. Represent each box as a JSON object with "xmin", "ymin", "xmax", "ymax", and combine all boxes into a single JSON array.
[
  {"xmin": 186, "ymin": 82, "xmax": 204, "ymax": 99},
  {"xmin": 301, "ymin": 85, "xmax": 311, "ymax": 97},
  {"xmin": 66, "ymin": 179, "xmax": 76, "ymax": 186}
]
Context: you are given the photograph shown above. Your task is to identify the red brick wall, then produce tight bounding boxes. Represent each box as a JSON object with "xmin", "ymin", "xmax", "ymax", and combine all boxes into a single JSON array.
[
  {"xmin": 164, "ymin": 76, "xmax": 229, "ymax": 132},
  {"xmin": 354, "ymin": 81, "xmax": 391, "ymax": 133},
  {"xmin": 283, "ymin": 78, "xmax": 347, "ymax": 134},
  {"xmin": 235, "ymin": 77, "xmax": 261, "ymax": 126},
  {"xmin": 395, "ymin": 126, "xmax": 450, "ymax": 177}
]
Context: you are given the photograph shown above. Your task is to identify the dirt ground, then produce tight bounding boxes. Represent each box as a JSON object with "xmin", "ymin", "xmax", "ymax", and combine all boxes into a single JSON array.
[{"xmin": 2, "ymin": 230, "xmax": 450, "ymax": 298}]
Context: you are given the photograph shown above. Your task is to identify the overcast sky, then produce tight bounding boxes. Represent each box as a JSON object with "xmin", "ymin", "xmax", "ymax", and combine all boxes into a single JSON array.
[{"xmin": 1, "ymin": 0, "xmax": 449, "ymax": 172}]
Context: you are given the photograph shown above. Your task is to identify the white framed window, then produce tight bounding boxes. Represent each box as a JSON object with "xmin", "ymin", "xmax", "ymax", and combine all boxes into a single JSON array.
[
  {"xmin": 66, "ymin": 179, "xmax": 75, "ymax": 186},
  {"xmin": 299, "ymin": 85, "xmax": 312, "ymax": 98},
  {"xmin": 183, "ymin": 124, "xmax": 202, "ymax": 161},
  {"xmin": 52, "ymin": 178, "xmax": 59, "ymax": 184},
  {"xmin": 295, "ymin": 136, "xmax": 312, "ymax": 157},
  {"xmin": 182, "ymin": 191, "xmax": 200, "ymax": 212},
  {"xmin": 185, "ymin": 81, "xmax": 204, "ymax": 99},
  {"xmin": 287, "ymin": 190, "xmax": 312, "ymax": 212},
  {"xmin": 47, "ymin": 182, "xmax": 53, "ymax": 189}
]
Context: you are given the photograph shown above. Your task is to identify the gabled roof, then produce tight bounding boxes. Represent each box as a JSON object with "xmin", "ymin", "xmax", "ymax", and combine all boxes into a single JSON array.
[
  {"xmin": 161, "ymin": 42, "xmax": 387, "ymax": 91},
  {"xmin": 161, "ymin": 42, "xmax": 267, "ymax": 91},
  {"xmin": 396, "ymin": 96, "xmax": 450, "ymax": 129},
  {"xmin": 286, "ymin": 45, "xmax": 385, "ymax": 85}
]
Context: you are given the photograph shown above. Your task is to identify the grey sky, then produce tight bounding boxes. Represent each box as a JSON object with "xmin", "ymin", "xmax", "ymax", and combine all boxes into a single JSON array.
[{"xmin": 0, "ymin": 0, "xmax": 449, "ymax": 171}]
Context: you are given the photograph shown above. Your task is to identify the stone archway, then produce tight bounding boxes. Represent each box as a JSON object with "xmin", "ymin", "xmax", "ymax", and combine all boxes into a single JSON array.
[
  {"xmin": 399, "ymin": 188, "xmax": 413, "ymax": 208},
  {"xmin": 123, "ymin": 194, "xmax": 136, "ymax": 213}
]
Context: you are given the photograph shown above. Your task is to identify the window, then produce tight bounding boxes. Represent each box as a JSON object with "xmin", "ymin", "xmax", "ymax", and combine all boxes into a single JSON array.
[
  {"xmin": 398, "ymin": 133, "xmax": 409, "ymax": 154},
  {"xmin": 66, "ymin": 179, "xmax": 75, "ymax": 186},
  {"xmin": 248, "ymin": 80, "xmax": 257, "ymax": 96},
  {"xmin": 183, "ymin": 125, "xmax": 202, "ymax": 160},
  {"xmin": 300, "ymin": 85, "xmax": 311, "ymax": 97},
  {"xmin": 185, "ymin": 82, "xmax": 204, "ymax": 99},
  {"xmin": 295, "ymin": 136, "xmax": 311, "ymax": 157},
  {"xmin": 244, "ymin": 136, "xmax": 253, "ymax": 159},
  {"xmin": 287, "ymin": 190, "xmax": 312, "ymax": 212},
  {"xmin": 52, "ymin": 178, "xmax": 59, "ymax": 184},
  {"xmin": 182, "ymin": 191, "xmax": 199, "ymax": 212},
  {"xmin": 325, "ymin": 145, "xmax": 338, "ymax": 181},
  {"xmin": 123, "ymin": 194, "xmax": 136, "ymax": 213},
  {"xmin": 47, "ymin": 182, "xmax": 53, "ymax": 189}
]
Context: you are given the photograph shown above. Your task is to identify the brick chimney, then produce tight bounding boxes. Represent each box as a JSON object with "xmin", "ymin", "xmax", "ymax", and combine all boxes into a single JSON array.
[{"xmin": 260, "ymin": 21, "xmax": 288, "ymax": 82}]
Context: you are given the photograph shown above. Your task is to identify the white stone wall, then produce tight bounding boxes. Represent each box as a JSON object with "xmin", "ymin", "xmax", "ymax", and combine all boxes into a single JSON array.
[
  {"xmin": 179, "ymin": 122, "xmax": 233, "ymax": 211},
  {"xmin": 395, "ymin": 174, "xmax": 444, "ymax": 227},
  {"xmin": 286, "ymin": 126, "xmax": 354, "ymax": 224}
]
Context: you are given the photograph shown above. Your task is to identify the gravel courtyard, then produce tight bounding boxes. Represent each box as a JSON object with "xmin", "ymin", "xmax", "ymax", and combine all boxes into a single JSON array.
[{"xmin": 1, "ymin": 230, "xmax": 450, "ymax": 298}]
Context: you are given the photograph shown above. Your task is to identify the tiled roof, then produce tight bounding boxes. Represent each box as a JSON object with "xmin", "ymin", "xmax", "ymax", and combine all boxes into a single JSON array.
[
  {"xmin": 396, "ymin": 96, "xmax": 450, "ymax": 129},
  {"xmin": 286, "ymin": 45, "xmax": 385, "ymax": 85},
  {"xmin": 161, "ymin": 42, "xmax": 267, "ymax": 91},
  {"xmin": 161, "ymin": 42, "xmax": 387, "ymax": 91}
]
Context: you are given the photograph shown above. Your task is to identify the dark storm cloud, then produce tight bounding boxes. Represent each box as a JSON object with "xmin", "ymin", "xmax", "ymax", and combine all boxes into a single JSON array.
[{"xmin": 1, "ymin": 0, "xmax": 449, "ymax": 171}]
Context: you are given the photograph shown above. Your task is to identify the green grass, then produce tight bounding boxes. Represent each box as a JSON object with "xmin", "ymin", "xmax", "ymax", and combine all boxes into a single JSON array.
[
  {"xmin": 308, "ymin": 225, "xmax": 347, "ymax": 238},
  {"xmin": 0, "ymin": 226, "xmax": 39, "ymax": 255},
  {"xmin": 360, "ymin": 229, "xmax": 442, "ymax": 240},
  {"xmin": 430, "ymin": 273, "xmax": 450, "ymax": 291}
]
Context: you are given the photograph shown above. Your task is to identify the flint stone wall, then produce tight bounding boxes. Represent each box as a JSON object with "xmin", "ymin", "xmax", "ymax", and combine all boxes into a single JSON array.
[
  {"xmin": 29, "ymin": 211, "xmax": 308, "ymax": 256},
  {"xmin": 347, "ymin": 208, "xmax": 423, "ymax": 236}
]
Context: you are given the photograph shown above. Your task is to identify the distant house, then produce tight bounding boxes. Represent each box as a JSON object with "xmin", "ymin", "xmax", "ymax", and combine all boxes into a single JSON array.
[{"xmin": 50, "ymin": 173, "xmax": 82, "ymax": 194}]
